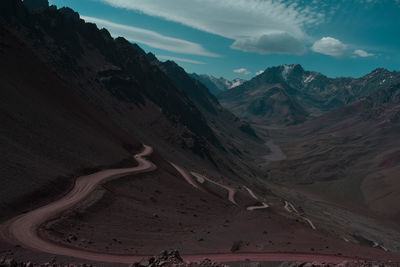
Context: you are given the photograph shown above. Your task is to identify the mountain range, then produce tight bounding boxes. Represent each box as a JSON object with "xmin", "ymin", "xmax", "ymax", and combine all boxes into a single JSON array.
[
  {"xmin": 218, "ymin": 64, "xmax": 400, "ymax": 125},
  {"xmin": 1, "ymin": 0, "xmax": 400, "ymax": 265}
]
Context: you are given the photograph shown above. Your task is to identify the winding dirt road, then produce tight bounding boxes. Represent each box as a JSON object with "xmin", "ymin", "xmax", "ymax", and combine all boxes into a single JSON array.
[
  {"xmin": 0, "ymin": 145, "xmax": 361, "ymax": 264},
  {"xmin": 1, "ymin": 145, "xmax": 156, "ymax": 262},
  {"xmin": 191, "ymin": 172, "xmax": 237, "ymax": 205},
  {"xmin": 284, "ymin": 201, "xmax": 316, "ymax": 230},
  {"xmin": 244, "ymin": 186, "xmax": 270, "ymax": 211},
  {"xmin": 170, "ymin": 162, "xmax": 200, "ymax": 189}
]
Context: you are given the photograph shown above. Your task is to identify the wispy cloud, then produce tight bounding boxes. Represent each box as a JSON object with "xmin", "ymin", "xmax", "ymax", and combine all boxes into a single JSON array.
[
  {"xmin": 95, "ymin": 0, "xmax": 324, "ymax": 55},
  {"xmin": 81, "ymin": 16, "xmax": 220, "ymax": 57},
  {"xmin": 353, "ymin": 49, "xmax": 374, "ymax": 57},
  {"xmin": 234, "ymin": 68, "xmax": 251, "ymax": 75},
  {"xmin": 157, "ymin": 55, "xmax": 206, "ymax": 64}
]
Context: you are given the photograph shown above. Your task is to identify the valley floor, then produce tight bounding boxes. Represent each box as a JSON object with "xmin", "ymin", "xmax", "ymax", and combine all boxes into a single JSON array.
[
  {"xmin": 254, "ymin": 124, "xmax": 400, "ymax": 261},
  {"xmin": 1, "ymin": 143, "xmax": 399, "ymax": 265}
]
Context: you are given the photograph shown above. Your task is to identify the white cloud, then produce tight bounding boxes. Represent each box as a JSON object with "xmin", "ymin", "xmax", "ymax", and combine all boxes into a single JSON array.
[
  {"xmin": 311, "ymin": 37, "xmax": 347, "ymax": 57},
  {"xmin": 256, "ymin": 70, "xmax": 265, "ymax": 76},
  {"xmin": 96, "ymin": 0, "xmax": 323, "ymax": 55},
  {"xmin": 234, "ymin": 68, "xmax": 251, "ymax": 75},
  {"xmin": 157, "ymin": 55, "xmax": 205, "ymax": 64},
  {"xmin": 353, "ymin": 49, "xmax": 374, "ymax": 57},
  {"xmin": 81, "ymin": 16, "xmax": 220, "ymax": 57}
]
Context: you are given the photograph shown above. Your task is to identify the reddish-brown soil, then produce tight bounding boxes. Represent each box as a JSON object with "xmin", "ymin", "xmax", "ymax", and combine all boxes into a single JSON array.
[{"xmin": 35, "ymin": 153, "xmax": 398, "ymax": 263}]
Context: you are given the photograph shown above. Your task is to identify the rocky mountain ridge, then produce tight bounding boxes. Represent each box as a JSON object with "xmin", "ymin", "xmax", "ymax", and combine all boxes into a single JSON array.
[{"xmin": 219, "ymin": 64, "xmax": 400, "ymax": 125}]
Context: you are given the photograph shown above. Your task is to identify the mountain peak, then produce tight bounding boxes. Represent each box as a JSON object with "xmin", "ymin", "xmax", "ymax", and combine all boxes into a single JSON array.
[
  {"xmin": 146, "ymin": 52, "xmax": 158, "ymax": 63},
  {"xmin": 280, "ymin": 64, "xmax": 304, "ymax": 81},
  {"xmin": 361, "ymin": 68, "xmax": 395, "ymax": 80},
  {"xmin": 162, "ymin": 60, "xmax": 183, "ymax": 71},
  {"xmin": 281, "ymin": 63, "xmax": 302, "ymax": 69},
  {"xmin": 371, "ymin": 68, "xmax": 390, "ymax": 75},
  {"xmin": 114, "ymin": 37, "xmax": 146, "ymax": 56},
  {"xmin": 257, "ymin": 64, "xmax": 304, "ymax": 82},
  {"xmin": 59, "ymin": 7, "xmax": 80, "ymax": 21}
]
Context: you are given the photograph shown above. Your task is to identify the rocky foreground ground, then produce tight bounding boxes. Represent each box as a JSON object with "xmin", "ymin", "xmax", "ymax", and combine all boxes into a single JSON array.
[
  {"xmin": 279, "ymin": 262, "xmax": 400, "ymax": 267},
  {"xmin": 1, "ymin": 250, "xmax": 399, "ymax": 267}
]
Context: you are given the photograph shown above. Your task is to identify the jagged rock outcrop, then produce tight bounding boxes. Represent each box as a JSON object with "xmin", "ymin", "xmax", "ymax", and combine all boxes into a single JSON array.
[{"xmin": 130, "ymin": 250, "xmax": 228, "ymax": 267}]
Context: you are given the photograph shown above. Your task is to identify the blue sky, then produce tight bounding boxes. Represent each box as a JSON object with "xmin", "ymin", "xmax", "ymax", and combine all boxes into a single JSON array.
[{"xmin": 49, "ymin": 0, "xmax": 400, "ymax": 80}]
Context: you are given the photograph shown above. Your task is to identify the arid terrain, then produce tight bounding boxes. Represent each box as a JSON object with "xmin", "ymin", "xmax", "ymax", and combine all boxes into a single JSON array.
[
  {"xmin": 1, "ymin": 0, "xmax": 400, "ymax": 266},
  {"xmin": 2, "ymin": 144, "xmax": 398, "ymax": 265}
]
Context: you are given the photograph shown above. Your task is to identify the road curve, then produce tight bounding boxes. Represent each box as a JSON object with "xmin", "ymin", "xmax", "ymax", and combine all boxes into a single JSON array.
[
  {"xmin": 244, "ymin": 186, "xmax": 270, "ymax": 211},
  {"xmin": 284, "ymin": 201, "xmax": 316, "ymax": 230},
  {"xmin": 0, "ymin": 145, "xmax": 360, "ymax": 264},
  {"xmin": 244, "ymin": 186, "xmax": 259, "ymax": 200},
  {"xmin": 1, "ymin": 145, "xmax": 156, "ymax": 263},
  {"xmin": 170, "ymin": 162, "xmax": 200, "ymax": 189},
  {"xmin": 246, "ymin": 203, "xmax": 270, "ymax": 211},
  {"xmin": 191, "ymin": 172, "xmax": 237, "ymax": 205},
  {"xmin": 284, "ymin": 201, "xmax": 299, "ymax": 214}
]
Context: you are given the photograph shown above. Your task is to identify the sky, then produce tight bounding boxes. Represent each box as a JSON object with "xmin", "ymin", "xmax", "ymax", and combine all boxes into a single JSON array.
[{"xmin": 49, "ymin": 0, "xmax": 400, "ymax": 80}]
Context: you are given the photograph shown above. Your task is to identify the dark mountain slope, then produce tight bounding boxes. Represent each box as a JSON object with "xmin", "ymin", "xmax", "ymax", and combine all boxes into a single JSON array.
[
  {"xmin": 0, "ymin": 0, "xmax": 222, "ymax": 158},
  {"xmin": 147, "ymin": 58, "xmax": 265, "ymax": 176},
  {"xmin": 0, "ymin": 0, "xmax": 266, "ymax": 220},
  {"xmin": 157, "ymin": 61, "xmax": 220, "ymax": 118},
  {"xmin": 0, "ymin": 22, "xmax": 141, "ymax": 219},
  {"xmin": 155, "ymin": 60, "xmax": 259, "ymax": 139},
  {"xmin": 151, "ymin": 58, "xmax": 264, "ymax": 170},
  {"xmin": 11, "ymin": 4, "xmax": 217, "ymax": 149}
]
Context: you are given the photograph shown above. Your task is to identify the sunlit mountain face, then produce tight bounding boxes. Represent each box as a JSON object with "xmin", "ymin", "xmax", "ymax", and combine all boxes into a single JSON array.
[{"xmin": 1, "ymin": 0, "xmax": 400, "ymax": 266}]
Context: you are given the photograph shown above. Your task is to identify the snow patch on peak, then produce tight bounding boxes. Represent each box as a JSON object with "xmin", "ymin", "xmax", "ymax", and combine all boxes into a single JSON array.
[
  {"xmin": 281, "ymin": 64, "xmax": 295, "ymax": 81},
  {"xmin": 224, "ymin": 79, "xmax": 231, "ymax": 87},
  {"xmin": 206, "ymin": 75, "xmax": 245, "ymax": 90},
  {"xmin": 304, "ymin": 74, "xmax": 315, "ymax": 83},
  {"xmin": 230, "ymin": 78, "xmax": 245, "ymax": 88}
]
